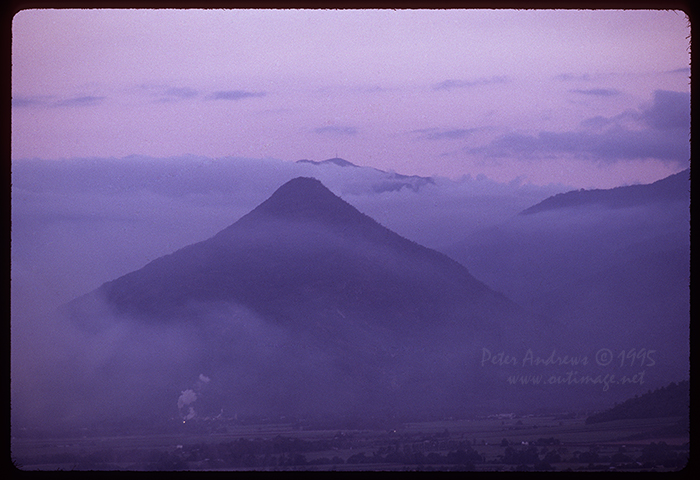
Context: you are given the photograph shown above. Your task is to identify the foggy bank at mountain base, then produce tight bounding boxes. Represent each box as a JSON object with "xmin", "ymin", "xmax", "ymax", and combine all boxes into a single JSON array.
[{"xmin": 14, "ymin": 292, "xmax": 658, "ymax": 433}]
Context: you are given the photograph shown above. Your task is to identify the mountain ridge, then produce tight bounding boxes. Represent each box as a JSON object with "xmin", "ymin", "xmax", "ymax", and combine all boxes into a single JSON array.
[{"xmin": 520, "ymin": 168, "xmax": 689, "ymax": 215}]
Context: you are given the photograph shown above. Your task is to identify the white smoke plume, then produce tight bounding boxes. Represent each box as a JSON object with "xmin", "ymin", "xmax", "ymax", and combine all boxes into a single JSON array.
[
  {"xmin": 177, "ymin": 373, "xmax": 210, "ymax": 420},
  {"xmin": 177, "ymin": 389, "xmax": 197, "ymax": 410}
]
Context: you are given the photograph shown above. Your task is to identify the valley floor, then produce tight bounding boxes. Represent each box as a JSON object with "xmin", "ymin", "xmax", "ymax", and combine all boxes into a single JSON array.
[{"xmin": 12, "ymin": 415, "xmax": 688, "ymax": 472}]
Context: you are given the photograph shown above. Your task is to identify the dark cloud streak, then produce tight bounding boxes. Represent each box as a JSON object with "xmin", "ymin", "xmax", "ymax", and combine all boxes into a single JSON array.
[
  {"xmin": 155, "ymin": 87, "xmax": 199, "ymax": 103},
  {"xmin": 432, "ymin": 76, "xmax": 508, "ymax": 91},
  {"xmin": 164, "ymin": 87, "xmax": 198, "ymax": 99},
  {"xmin": 411, "ymin": 128, "xmax": 475, "ymax": 141},
  {"xmin": 207, "ymin": 90, "xmax": 266, "ymax": 100},
  {"xmin": 131, "ymin": 83, "xmax": 200, "ymax": 103},
  {"xmin": 666, "ymin": 67, "xmax": 690, "ymax": 75},
  {"xmin": 12, "ymin": 97, "xmax": 48, "ymax": 108},
  {"xmin": 569, "ymin": 88, "xmax": 621, "ymax": 96},
  {"xmin": 314, "ymin": 125, "xmax": 358, "ymax": 135},
  {"xmin": 554, "ymin": 73, "xmax": 593, "ymax": 82},
  {"xmin": 53, "ymin": 95, "xmax": 107, "ymax": 107},
  {"xmin": 12, "ymin": 95, "xmax": 107, "ymax": 108}
]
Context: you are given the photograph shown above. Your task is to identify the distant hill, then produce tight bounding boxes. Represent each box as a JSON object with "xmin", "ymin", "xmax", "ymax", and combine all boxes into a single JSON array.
[
  {"xmin": 520, "ymin": 168, "xmax": 689, "ymax": 215},
  {"xmin": 586, "ymin": 380, "xmax": 689, "ymax": 424}
]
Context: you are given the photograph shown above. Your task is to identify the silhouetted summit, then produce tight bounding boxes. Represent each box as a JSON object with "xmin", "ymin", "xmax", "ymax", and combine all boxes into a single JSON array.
[
  {"xmin": 228, "ymin": 177, "xmax": 441, "ymax": 257},
  {"xmin": 238, "ymin": 176, "xmax": 371, "ymax": 225}
]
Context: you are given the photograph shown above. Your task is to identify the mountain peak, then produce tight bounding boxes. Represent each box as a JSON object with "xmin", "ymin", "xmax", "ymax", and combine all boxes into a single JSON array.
[
  {"xmin": 270, "ymin": 176, "xmax": 327, "ymax": 196},
  {"xmin": 240, "ymin": 176, "xmax": 371, "ymax": 226}
]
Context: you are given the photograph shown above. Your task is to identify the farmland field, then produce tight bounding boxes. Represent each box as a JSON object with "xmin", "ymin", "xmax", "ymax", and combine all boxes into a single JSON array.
[{"xmin": 11, "ymin": 415, "xmax": 688, "ymax": 471}]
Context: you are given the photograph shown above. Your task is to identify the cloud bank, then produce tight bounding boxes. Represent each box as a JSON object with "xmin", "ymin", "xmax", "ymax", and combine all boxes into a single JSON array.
[{"xmin": 470, "ymin": 90, "xmax": 690, "ymax": 164}]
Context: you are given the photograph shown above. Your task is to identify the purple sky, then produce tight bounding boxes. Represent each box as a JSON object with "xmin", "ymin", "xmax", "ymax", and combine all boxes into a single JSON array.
[{"xmin": 11, "ymin": 9, "xmax": 690, "ymax": 188}]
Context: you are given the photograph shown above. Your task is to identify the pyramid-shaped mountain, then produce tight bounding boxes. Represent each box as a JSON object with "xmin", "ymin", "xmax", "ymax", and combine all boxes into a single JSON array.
[
  {"xmin": 61, "ymin": 177, "xmax": 563, "ymax": 420},
  {"xmin": 66, "ymin": 177, "xmax": 515, "ymax": 334}
]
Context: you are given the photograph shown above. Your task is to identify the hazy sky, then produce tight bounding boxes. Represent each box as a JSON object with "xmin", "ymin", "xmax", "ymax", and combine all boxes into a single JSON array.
[{"xmin": 12, "ymin": 9, "xmax": 690, "ymax": 188}]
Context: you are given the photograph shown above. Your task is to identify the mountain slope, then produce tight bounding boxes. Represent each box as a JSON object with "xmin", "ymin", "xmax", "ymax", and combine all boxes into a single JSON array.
[
  {"xmin": 60, "ymin": 177, "xmax": 562, "ymax": 423},
  {"xmin": 586, "ymin": 380, "xmax": 689, "ymax": 424}
]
